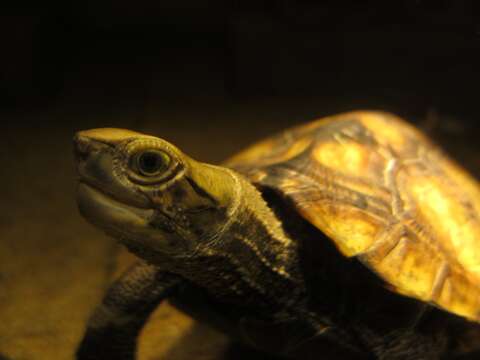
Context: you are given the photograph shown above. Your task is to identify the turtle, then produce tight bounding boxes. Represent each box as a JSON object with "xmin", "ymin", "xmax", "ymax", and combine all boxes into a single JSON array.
[{"xmin": 73, "ymin": 111, "xmax": 480, "ymax": 360}]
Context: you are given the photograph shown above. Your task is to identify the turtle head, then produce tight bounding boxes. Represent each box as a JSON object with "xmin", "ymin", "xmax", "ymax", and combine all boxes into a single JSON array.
[{"xmin": 74, "ymin": 128, "xmax": 239, "ymax": 259}]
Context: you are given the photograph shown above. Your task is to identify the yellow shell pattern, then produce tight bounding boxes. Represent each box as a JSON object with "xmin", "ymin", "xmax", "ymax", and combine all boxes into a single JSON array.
[{"xmin": 226, "ymin": 111, "xmax": 480, "ymax": 323}]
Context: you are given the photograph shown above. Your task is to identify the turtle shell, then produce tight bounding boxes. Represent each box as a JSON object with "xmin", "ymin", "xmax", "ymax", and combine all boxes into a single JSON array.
[{"xmin": 225, "ymin": 111, "xmax": 480, "ymax": 323}]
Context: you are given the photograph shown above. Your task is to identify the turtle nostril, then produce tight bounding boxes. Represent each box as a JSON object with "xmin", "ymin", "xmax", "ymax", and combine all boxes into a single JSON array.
[{"xmin": 73, "ymin": 135, "xmax": 91, "ymax": 163}]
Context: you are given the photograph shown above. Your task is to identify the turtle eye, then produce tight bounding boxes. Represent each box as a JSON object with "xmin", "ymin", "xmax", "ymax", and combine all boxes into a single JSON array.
[{"xmin": 134, "ymin": 150, "xmax": 171, "ymax": 176}]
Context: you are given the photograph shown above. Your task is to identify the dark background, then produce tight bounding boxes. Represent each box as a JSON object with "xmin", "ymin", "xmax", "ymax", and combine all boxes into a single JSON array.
[
  {"xmin": 3, "ymin": 1, "xmax": 480, "ymax": 123},
  {"xmin": 2, "ymin": 1, "xmax": 480, "ymax": 359}
]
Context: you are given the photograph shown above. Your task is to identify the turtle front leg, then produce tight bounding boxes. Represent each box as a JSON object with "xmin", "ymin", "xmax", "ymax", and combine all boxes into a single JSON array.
[{"xmin": 76, "ymin": 261, "xmax": 182, "ymax": 360}]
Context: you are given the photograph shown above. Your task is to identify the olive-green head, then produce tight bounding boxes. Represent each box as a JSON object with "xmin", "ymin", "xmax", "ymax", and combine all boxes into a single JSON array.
[{"xmin": 73, "ymin": 128, "xmax": 239, "ymax": 259}]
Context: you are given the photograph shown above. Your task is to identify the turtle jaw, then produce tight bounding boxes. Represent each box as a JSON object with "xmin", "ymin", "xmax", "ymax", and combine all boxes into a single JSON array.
[
  {"xmin": 76, "ymin": 180, "xmax": 190, "ymax": 258},
  {"xmin": 77, "ymin": 182, "xmax": 155, "ymax": 241}
]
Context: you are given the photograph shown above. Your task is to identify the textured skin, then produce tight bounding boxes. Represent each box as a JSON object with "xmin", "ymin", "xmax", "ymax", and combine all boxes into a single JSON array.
[{"xmin": 226, "ymin": 111, "xmax": 480, "ymax": 324}]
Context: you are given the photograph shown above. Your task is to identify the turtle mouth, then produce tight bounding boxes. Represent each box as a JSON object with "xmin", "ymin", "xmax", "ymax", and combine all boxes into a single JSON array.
[
  {"xmin": 77, "ymin": 182, "xmax": 154, "ymax": 238},
  {"xmin": 77, "ymin": 176, "xmax": 150, "ymax": 209}
]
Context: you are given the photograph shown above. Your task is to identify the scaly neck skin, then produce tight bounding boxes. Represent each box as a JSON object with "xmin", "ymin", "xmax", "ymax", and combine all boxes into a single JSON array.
[{"xmin": 171, "ymin": 165, "xmax": 307, "ymax": 312}]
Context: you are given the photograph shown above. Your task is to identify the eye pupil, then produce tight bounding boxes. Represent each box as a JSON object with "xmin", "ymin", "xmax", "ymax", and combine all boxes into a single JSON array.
[
  {"xmin": 140, "ymin": 153, "xmax": 158, "ymax": 172},
  {"xmin": 138, "ymin": 151, "xmax": 169, "ymax": 175}
]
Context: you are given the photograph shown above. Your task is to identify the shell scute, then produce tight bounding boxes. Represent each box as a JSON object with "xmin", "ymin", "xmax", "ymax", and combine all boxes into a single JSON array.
[{"xmin": 302, "ymin": 201, "xmax": 384, "ymax": 257}]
